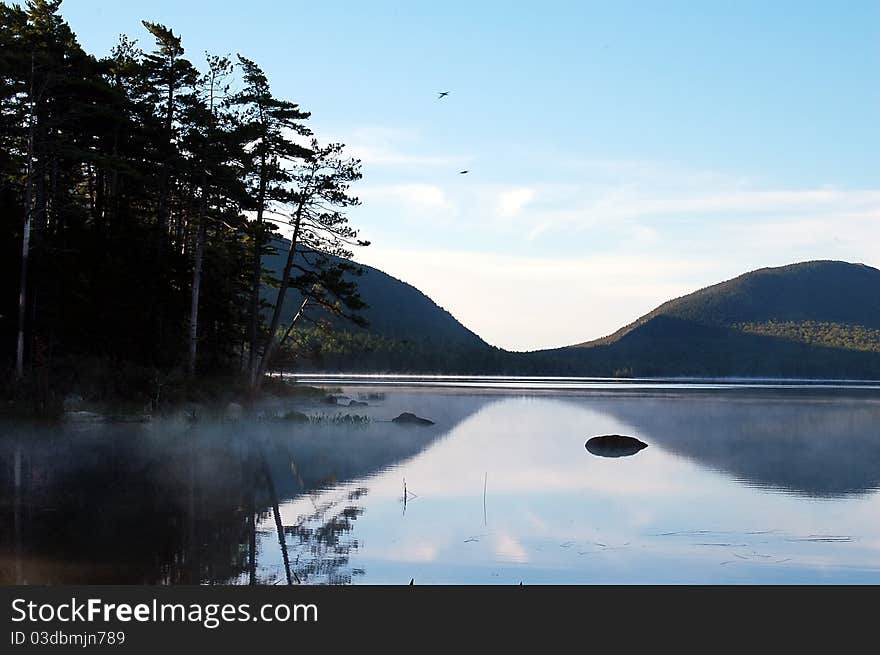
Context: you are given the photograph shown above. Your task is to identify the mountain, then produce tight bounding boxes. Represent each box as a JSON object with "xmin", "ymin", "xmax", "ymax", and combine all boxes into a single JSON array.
[
  {"xmin": 263, "ymin": 248, "xmax": 880, "ymax": 378},
  {"xmin": 262, "ymin": 241, "xmax": 493, "ymax": 371},
  {"xmin": 552, "ymin": 261, "xmax": 880, "ymax": 378}
]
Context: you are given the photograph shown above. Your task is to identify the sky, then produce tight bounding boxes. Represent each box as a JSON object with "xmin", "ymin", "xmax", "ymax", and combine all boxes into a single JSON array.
[{"xmin": 43, "ymin": 0, "xmax": 880, "ymax": 351}]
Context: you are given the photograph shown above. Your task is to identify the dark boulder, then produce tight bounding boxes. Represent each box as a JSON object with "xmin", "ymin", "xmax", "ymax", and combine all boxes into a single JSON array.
[
  {"xmin": 349, "ymin": 400, "xmax": 368, "ymax": 407},
  {"xmin": 392, "ymin": 412, "xmax": 435, "ymax": 426},
  {"xmin": 585, "ymin": 434, "xmax": 648, "ymax": 458}
]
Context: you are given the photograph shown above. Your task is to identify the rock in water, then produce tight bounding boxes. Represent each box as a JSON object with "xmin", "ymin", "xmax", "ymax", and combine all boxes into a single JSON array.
[
  {"xmin": 349, "ymin": 400, "xmax": 368, "ymax": 407},
  {"xmin": 392, "ymin": 412, "xmax": 435, "ymax": 426},
  {"xmin": 282, "ymin": 410, "xmax": 309, "ymax": 422},
  {"xmin": 585, "ymin": 434, "xmax": 648, "ymax": 458}
]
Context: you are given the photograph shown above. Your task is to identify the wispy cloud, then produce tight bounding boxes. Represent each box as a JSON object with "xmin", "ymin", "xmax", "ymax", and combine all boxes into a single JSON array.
[
  {"xmin": 359, "ymin": 183, "xmax": 454, "ymax": 212},
  {"xmin": 484, "ymin": 163, "xmax": 880, "ymax": 243},
  {"xmin": 321, "ymin": 125, "xmax": 467, "ymax": 169},
  {"xmin": 576, "ymin": 188, "xmax": 880, "ymax": 223},
  {"xmin": 496, "ymin": 187, "xmax": 536, "ymax": 218},
  {"xmin": 355, "ymin": 183, "xmax": 461, "ymax": 238}
]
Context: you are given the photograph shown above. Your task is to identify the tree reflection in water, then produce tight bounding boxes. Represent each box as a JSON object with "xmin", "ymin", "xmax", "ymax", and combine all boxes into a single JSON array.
[
  {"xmin": 0, "ymin": 426, "xmax": 369, "ymax": 586},
  {"xmin": 253, "ymin": 444, "xmax": 367, "ymax": 586},
  {"xmin": 0, "ymin": 392, "xmax": 471, "ymax": 584},
  {"xmin": 282, "ymin": 487, "xmax": 367, "ymax": 585}
]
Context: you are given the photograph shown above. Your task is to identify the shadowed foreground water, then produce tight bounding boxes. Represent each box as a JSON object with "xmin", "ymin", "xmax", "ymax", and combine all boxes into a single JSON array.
[{"xmin": 2, "ymin": 380, "xmax": 880, "ymax": 584}]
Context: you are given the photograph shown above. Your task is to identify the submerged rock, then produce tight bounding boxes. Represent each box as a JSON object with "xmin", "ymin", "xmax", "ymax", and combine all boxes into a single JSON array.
[
  {"xmin": 392, "ymin": 412, "xmax": 435, "ymax": 426},
  {"xmin": 281, "ymin": 410, "xmax": 309, "ymax": 422},
  {"xmin": 585, "ymin": 434, "xmax": 648, "ymax": 458},
  {"xmin": 349, "ymin": 400, "xmax": 368, "ymax": 407}
]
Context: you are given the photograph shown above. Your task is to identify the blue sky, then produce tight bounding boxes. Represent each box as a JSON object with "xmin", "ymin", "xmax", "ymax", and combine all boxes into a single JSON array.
[{"xmin": 47, "ymin": 0, "xmax": 880, "ymax": 350}]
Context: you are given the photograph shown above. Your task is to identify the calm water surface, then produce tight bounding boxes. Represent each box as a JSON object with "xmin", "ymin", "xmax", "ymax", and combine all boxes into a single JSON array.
[{"xmin": 3, "ymin": 377, "xmax": 880, "ymax": 584}]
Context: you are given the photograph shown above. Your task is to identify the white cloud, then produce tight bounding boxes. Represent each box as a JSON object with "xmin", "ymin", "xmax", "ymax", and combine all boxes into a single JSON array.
[
  {"xmin": 320, "ymin": 125, "xmax": 466, "ymax": 168},
  {"xmin": 490, "ymin": 179, "xmax": 880, "ymax": 243},
  {"xmin": 359, "ymin": 184, "xmax": 454, "ymax": 213},
  {"xmin": 526, "ymin": 222, "xmax": 550, "ymax": 241},
  {"xmin": 496, "ymin": 187, "xmax": 536, "ymax": 218},
  {"xmin": 579, "ymin": 188, "xmax": 880, "ymax": 223},
  {"xmin": 351, "ymin": 144, "xmax": 459, "ymax": 168}
]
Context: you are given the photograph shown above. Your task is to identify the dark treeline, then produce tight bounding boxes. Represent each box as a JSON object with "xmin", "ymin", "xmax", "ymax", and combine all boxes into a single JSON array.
[
  {"xmin": 1, "ymin": 1, "xmax": 366, "ymax": 411},
  {"xmin": 274, "ymin": 327, "xmax": 581, "ymax": 376},
  {"xmin": 273, "ymin": 323, "xmax": 880, "ymax": 379}
]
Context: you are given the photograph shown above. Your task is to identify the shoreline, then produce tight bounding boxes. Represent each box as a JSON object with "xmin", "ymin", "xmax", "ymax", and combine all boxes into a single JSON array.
[
  {"xmin": 7, "ymin": 368, "xmax": 880, "ymax": 422},
  {"xmin": 0, "ymin": 375, "xmax": 336, "ymax": 422}
]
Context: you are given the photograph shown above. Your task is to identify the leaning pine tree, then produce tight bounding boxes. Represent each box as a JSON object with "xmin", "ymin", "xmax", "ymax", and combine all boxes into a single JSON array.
[{"xmin": 254, "ymin": 139, "xmax": 369, "ymax": 387}]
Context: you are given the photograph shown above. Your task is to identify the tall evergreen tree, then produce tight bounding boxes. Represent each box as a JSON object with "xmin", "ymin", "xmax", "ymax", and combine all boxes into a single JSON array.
[
  {"xmin": 185, "ymin": 54, "xmax": 233, "ymax": 376},
  {"xmin": 230, "ymin": 56, "xmax": 312, "ymax": 386}
]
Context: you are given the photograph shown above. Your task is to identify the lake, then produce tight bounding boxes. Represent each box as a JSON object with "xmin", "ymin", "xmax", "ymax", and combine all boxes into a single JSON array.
[{"xmin": 3, "ymin": 377, "xmax": 880, "ymax": 584}]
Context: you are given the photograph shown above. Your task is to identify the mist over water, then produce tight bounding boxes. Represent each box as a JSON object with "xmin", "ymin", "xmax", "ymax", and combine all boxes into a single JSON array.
[{"xmin": 3, "ymin": 380, "xmax": 880, "ymax": 584}]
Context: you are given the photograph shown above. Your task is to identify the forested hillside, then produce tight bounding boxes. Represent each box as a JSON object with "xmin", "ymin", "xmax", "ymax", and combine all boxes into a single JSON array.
[
  {"xmin": 263, "ymin": 239, "xmax": 486, "ymax": 348},
  {"xmin": 258, "ymin": 258, "xmax": 880, "ymax": 378},
  {"xmin": 555, "ymin": 261, "xmax": 880, "ymax": 378}
]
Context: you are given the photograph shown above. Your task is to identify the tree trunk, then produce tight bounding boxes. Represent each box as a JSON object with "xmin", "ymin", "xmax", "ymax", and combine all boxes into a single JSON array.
[
  {"xmin": 253, "ymin": 189, "xmax": 309, "ymax": 386},
  {"xmin": 156, "ymin": 51, "xmax": 176, "ymax": 237},
  {"xmin": 16, "ymin": 54, "xmax": 36, "ymax": 381},
  {"xmin": 187, "ymin": 70, "xmax": 217, "ymax": 378},
  {"xmin": 187, "ymin": 185, "xmax": 207, "ymax": 377},
  {"xmin": 247, "ymin": 144, "xmax": 268, "ymax": 388},
  {"xmin": 275, "ymin": 296, "xmax": 310, "ymax": 359}
]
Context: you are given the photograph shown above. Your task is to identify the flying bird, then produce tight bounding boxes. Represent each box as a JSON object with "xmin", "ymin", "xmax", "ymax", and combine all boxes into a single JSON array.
[
  {"xmin": 437, "ymin": 91, "xmax": 449, "ymax": 99},
  {"xmin": 459, "ymin": 170, "xmax": 469, "ymax": 174}
]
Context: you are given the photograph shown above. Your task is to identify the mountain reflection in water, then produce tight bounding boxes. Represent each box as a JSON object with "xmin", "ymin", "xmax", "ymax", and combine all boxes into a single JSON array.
[
  {"xmin": 3, "ymin": 384, "xmax": 880, "ymax": 584},
  {"xmin": 577, "ymin": 393, "xmax": 880, "ymax": 497}
]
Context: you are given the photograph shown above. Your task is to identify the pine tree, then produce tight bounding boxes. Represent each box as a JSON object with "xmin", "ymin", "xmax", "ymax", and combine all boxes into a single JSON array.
[
  {"xmin": 230, "ymin": 55, "xmax": 311, "ymax": 386},
  {"xmin": 255, "ymin": 140, "xmax": 369, "ymax": 384}
]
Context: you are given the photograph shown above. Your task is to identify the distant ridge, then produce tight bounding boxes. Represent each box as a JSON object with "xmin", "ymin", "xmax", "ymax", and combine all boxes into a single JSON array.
[
  {"xmin": 573, "ymin": 260, "xmax": 880, "ymax": 348},
  {"xmin": 551, "ymin": 260, "xmax": 880, "ymax": 378},
  {"xmin": 262, "ymin": 250, "xmax": 880, "ymax": 378}
]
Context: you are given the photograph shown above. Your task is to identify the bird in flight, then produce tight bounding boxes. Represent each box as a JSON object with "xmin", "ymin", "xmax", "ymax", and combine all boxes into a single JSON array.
[
  {"xmin": 459, "ymin": 170, "xmax": 469, "ymax": 174},
  {"xmin": 437, "ymin": 91, "xmax": 449, "ymax": 99}
]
